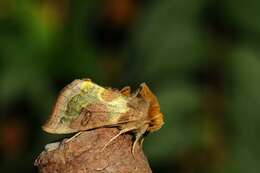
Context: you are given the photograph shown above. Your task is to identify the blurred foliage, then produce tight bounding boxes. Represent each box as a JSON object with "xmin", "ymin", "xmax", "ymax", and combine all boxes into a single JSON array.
[{"xmin": 0, "ymin": 0, "xmax": 260, "ymax": 173}]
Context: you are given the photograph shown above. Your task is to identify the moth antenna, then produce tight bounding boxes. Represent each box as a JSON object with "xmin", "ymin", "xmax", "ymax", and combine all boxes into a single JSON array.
[{"xmin": 101, "ymin": 127, "xmax": 136, "ymax": 152}]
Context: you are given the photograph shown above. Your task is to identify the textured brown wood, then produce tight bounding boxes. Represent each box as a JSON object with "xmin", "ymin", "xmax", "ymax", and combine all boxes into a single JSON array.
[{"xmin": 34, "ymin": 128, "xmax": 152, "ymax": 173}]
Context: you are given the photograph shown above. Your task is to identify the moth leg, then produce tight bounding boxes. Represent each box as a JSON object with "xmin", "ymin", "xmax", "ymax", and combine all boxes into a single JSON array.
[
  {"xmin": 101, "ymin": 127, "xmax": 136, "ymax": 151},
  {"xmin": 65, "ymin": 131, "xmax": 82, "ymax": 143},
  {"xmin": 132, "ymin": 124, "xmax": 149, "ymax": 156},
  {"xmin": 140, "ymin": 138, "xmax": 144, "ymax": 148}
]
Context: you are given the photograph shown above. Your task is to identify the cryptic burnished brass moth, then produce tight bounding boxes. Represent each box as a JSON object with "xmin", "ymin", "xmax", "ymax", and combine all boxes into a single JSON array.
[{"xmin": 42, "ymin": 79, "xmax": 164, "ymax": 153}]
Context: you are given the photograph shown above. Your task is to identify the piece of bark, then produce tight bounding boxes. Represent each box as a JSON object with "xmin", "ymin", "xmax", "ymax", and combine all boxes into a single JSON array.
[{"xmin": 34, "ymin": 128, "xmax": 152, "ymax": 173}]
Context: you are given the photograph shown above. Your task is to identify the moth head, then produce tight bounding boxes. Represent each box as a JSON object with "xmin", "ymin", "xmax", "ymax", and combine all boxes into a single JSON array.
[
  {"xmin": 42, "ymin": 79, "xmax": 97, "ymax": 134},
  {"xmin": 138, "ymin": 83, "xmax": 164, "ymax": 132}
]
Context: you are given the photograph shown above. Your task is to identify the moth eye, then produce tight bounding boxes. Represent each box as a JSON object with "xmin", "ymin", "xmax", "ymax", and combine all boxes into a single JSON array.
[{"xmin": 80, "ymin": 110, "xmax": 92, "ymax": 126}]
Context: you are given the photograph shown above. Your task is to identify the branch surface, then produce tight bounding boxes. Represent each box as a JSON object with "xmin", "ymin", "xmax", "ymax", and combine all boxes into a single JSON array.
[{"xmin": 34, "ymin": 128, "xmax": 152, "ymax": 173}]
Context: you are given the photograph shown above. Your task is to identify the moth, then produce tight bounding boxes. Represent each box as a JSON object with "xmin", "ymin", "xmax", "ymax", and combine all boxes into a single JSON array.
[{"xmin": 42, "ymin": 79, "xmax": 164, "ymax": 153}]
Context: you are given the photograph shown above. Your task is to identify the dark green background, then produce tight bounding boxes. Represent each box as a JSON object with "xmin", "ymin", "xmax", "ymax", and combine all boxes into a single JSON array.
[{"xmin": 0, "ymin": 0, "xmax": 260, "ymax": 173}]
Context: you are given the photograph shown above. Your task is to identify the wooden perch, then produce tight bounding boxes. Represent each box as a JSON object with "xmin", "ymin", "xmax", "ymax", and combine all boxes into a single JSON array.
[{"xmin": 34, "ymin": 127, "xmax": 152, "ymax": 173}]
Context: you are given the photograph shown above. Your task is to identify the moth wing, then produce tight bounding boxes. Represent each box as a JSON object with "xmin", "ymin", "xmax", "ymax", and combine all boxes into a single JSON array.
[{"xmin": 69, "ymin": 105, "xmax": 143, "ymax": 131}]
